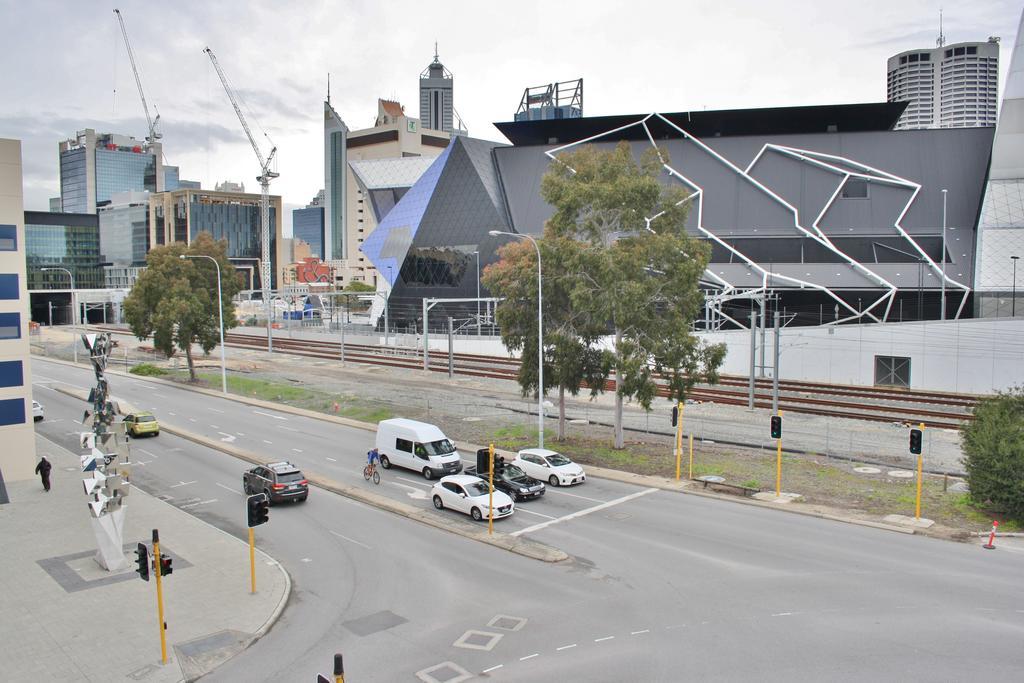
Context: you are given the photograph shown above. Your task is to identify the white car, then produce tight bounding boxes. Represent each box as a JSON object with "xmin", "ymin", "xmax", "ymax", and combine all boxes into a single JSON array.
[
  {"xmin": 431, "ymin": 474, "xmax": 515, "ymax": 522},
  {"xmin": 32, "ymin": 400, "xmax": 44, "ymax": 422},
  {"xmin": 514, "ymin": 448, "xmax": 586, "ymax": 487}
]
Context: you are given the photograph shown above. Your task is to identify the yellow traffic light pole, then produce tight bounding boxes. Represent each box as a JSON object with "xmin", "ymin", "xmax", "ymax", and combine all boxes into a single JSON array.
[
  {"xmin": 688, "ymin": 434, "xmax": 694, "ymax": 480},
  {"xmin": 249, "ymin": 527, "xmax": 256, "ymax": 594},
  {"xmin": 775, "ymin": 411, "xmax": 784, "ymax": 497},
  {"xmin": 674, "ymin": 400, "xmax": 683, "ymax": 480},
  {"xmin": 152, "ymin": 529, "xmax": 168, "ymax": 664},
  {"xmin": 488, "ymin": 443, "xmax": 495, "ymax": 535},
  {"xmin": 915, "ymin": 422, "xmax": 925, "ymax": 520}
]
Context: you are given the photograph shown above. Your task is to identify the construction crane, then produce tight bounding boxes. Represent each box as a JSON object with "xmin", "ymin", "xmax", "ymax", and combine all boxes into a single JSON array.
[
  {"xmin": 203, "ymin": 46, "xmax": 279, "ymax": 352},
  {"xmin": 113, "ymin": 9, "xmax": 160, "ymax": 145}
]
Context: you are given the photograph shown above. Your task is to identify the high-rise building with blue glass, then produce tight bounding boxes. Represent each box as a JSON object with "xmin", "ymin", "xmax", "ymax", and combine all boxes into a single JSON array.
[
  {"xmin": 58, "ymin": 129, "xmax": 170, "ymax": 214},
  {"xmin": 293, "ymin": 192, "xmax": 325, "ymax": 259}
]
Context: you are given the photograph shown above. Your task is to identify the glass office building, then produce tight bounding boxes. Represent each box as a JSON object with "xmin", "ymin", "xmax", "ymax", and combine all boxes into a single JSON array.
[
  {"xmin": 23, "ymin": 211, "xmax": 102, "ymax": 289},
  {"xmin": 94, "ymin": 147, "xmax": 157, "ymax": 205},
  {"xmin": 58, "ymin": 129, "xmax": 164, "ymax": 214},
  {"xmin": 292, "ymin": 206, "xmax": 325, "ymax": 258}
]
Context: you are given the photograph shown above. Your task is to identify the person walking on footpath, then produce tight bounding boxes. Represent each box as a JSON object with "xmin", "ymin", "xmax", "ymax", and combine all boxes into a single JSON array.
[{"xmin": 35, "ymin": 456, "xmax": 52, "ymax": 492}]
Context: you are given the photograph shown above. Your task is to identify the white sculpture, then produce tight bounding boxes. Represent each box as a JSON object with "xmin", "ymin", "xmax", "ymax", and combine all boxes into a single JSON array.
[{"xmin": 79, "ymin": 333, "xmax": 133, "ymax": 571}]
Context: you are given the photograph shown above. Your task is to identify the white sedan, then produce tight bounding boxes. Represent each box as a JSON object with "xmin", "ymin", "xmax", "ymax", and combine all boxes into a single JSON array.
[
  {"xmin": 32, "ymin": 400, "xmax": 44, "ymax": 422},
  {"xmin": 431, "ymin": 474, "xmax": 515, "ymax": 522},
  {"xmin": 514, "ymin": 448, "xmax": 586, "ymax": 487}
]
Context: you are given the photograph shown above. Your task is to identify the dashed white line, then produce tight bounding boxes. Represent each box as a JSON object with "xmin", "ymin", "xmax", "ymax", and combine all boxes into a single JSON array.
[
  {"xmin": 515, "ymin": 508, "xmax": 557, "ymax": 520},
  {"xmin": 170, "ymin": 480, "xmax": 197, "ymax": 488},
  {"xmin": 169, "ymin": 412, "xmax": 176, "ymax": 416},
  {"xmin": 138, "ymin": 449, "xmax": 156, "ymax": 457},
  {"xmin": 208, "ymin": 408, "xmax": 224, "ymax": 414},
  {"xmin": 181, "ymin": 498, "xmax": 217, "ymax": 509},
  {"xmin": 189, "ymin": 418, "xmax": 197, "ymax": 422},
  {"xmin": 254, "ymin": 410, "xmax": 287, "ymax": 421},
  {"xmin": 631, "ymin": 629, "xmax": 650, "ymax": 635},
  {"xmin": 329, "ymin": 530, "xmax": 372, "ymax": 549},
  {"xmin": 594, "ymin": 636, "xmax": 615, "ymax": 642},
  {"xmin": 263, "ymin": 440, "xmax": 273, "ymax": 445},
  {"xmin": 325, "ymin": 457, "xmax": 337, "ymax": 462},
  {"xmin": 482, "ymin": 665, "xmax": 503, "ymax": 673},
  {"xmin": 280, "ymin": 426, "xmax": 299, "ymax": 432},
  {"xmin": 544, "ymin": 488, "xmax": 606, "ymax": 503},
  {"xmin": 519, "ymin": 653, "xmax": 539, "ymax": 661},
  {"xmin": 771, "ymin": 612, "xmax": 794, "ymax": 617},
  {"xmin": 134, "ymin": 461, "xmax": 149, "ymax": 466},
  {"xmin": 556, "ymin": 644, "xmax": 576, "ymax": 651},
  {"xmin": 396, "ymin": 476, "xmax": 430, "ymax": 487},
  {"xmin": 291, "ymin": 448, "xmax": 303, "ymax": 453},
  {"xmin": 511, "ymin": 488, "xmax": 659, "ymax": 536},
  {"xmin": 211, "ymin": 424, "xmax": 220, "ymax": 429},
  {"xmin": 216, "ymin": 482, "xmax": 243, "ymax": 496}
]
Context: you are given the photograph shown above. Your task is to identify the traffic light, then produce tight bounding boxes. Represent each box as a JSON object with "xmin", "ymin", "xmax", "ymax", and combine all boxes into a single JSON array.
[
  {"xmin": 247, "ymin": 493, "xmax": 269, "ymax": 528},
  {"xmin": 909, "ymin": 428, "xmax": 923, "ymax": 455},
  {"xmin": 158, "ymin": 555, "xmax": 173, "ymax": 577},
  {"xmin": 135, "ymin": 542, "xmax": 150, "ymax": 581},
  {"xmin": 770, "ymin": 415, "xmax": 782, "ymax": 439},
  {"xmin": 671, "ymin": 405, "xmax": 679, "ymax": 427}
]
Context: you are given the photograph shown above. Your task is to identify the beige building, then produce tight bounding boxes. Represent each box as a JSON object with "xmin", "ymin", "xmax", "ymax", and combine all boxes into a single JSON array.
[
  {"xmin": 0, "ymin": 138, "xmax": 37, "ymax": 482},
  {"xmin": 147, "ymin": 188, "xmax": 284, "ymax": 290},
  {"xmin": 327, "ymin": 98, "xmax": 450, "ymax": 287}
]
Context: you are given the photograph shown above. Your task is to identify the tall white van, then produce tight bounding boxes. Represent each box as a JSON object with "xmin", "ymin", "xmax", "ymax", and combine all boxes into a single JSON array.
[{"xmin": 375, "ymin": 418, "xmax": 464, "ymax": 480}]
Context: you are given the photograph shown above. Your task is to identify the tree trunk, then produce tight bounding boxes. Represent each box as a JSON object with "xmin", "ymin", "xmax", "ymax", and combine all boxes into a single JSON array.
[
  {"xmin": 557, "ymin": 384, "xmax": 566, "ymax": 441},
  {"xmin": 184, "ymin": 342, "xmax": 197, "ymax": 382},
  {"xmin": 614, "ymin": 327, "xmax": 624, "ymax": 449}
]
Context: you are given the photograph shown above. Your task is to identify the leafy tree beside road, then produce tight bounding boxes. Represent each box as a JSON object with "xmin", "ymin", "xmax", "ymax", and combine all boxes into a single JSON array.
[
  {"xmin": 961, "ymin": 387, "xmax": 1024, "ymax": 520},
  {"xmin": 486, "ymin": 141, "xmax": 725, "ymax": 448},
  {"xmin": 123, "ymin": 233, "xmax": 241, "ymax": 381}
]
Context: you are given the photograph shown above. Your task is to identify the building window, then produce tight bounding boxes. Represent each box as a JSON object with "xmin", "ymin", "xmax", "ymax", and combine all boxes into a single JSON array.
[
  {"xmin": 0, "ymin": 360, "xmax": 23, "ymax": 388},
  {"xmin": 875, "ymin": 356, "xmax": 911, "ymax": 388},
  {"xmin": 0, "ymin": 398, "xmax": 26, "ymax": 426},
  {"xmin": 0, "ymin": 225, "xmax": 15, "ymax": 251},
  {"xmin": 0, "ymin": 273, "xmax": 18, "ymax": 300},
  {"xmin": 0, "ymin": 312, "xmax": 20, "ymax": 339},
  {"xmin": 842, "ymin": 179, "xmax": 869, "ymax": 199}
]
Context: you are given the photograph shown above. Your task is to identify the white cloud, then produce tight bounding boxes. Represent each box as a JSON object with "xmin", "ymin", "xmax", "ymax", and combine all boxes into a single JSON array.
[{"xmin": 0, "ymin": 0, "xmax": 1020, "ymax": 218}]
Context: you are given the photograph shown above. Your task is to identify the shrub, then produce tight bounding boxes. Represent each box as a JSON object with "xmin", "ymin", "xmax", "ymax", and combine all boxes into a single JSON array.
[
  {"xmin": 961, "ymin": 386, "xmax": 1024, "ymax": 519},
  {"xmin": 130, "ymin": 363, "xmax": 168, "ymax": 377}
]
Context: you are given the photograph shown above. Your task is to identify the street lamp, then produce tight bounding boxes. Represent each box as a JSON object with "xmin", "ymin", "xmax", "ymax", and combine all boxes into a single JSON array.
[
  {"xmin": 941, "ymin": 189, "xmax": 947, "ymax": 321},
  {"xmin": 1012, "ymin": 255, "xmax": 1020, "ymax": 318},
  {"xmin": 41, "ymin": 266, "xmax": 76, "ymax": 364},
  {"xmin": 180, "ymin": 255, "xmax": 227, "ymax": 394},
  {"xmin": 489, "ymin": 230, "xmax": 545, "ymax": 448},
  {"xmin": 473, "ymin": 250, "xmax": 481, "ymax": 337}
]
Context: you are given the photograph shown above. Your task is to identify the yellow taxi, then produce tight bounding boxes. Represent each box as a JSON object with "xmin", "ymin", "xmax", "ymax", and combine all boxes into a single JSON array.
[{"xmin": 123, "ymin": 412, "xmax": 160, "ymax": 438}]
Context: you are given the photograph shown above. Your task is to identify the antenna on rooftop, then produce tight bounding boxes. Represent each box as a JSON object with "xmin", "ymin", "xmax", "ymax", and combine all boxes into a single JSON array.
[
  {"xmin": 327, "ymin": 72, "xmax": 331, "ymax": 105},
  {"xmin": 937, "ymin": 8, "xmax": 946, "ymax": 48}
]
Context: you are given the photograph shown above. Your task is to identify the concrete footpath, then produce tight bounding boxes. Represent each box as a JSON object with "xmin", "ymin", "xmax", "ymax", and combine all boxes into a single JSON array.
[{"xmin": 0, "ymin": 434, "xmax": 290, "ymax": 683}]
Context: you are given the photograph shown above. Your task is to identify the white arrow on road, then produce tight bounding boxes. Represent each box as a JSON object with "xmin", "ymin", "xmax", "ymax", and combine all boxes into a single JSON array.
[
  {"xmin": 390, "ymin": 482, "xmax": 428, "ymax": 500},
  {"xmin": 218, "ymin": 432, "xmax": 236, "ymax": 443}
]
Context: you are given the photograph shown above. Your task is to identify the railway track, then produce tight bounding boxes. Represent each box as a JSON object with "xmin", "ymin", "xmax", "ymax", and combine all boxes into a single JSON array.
[{"xmin": 92, "ymin": 326, "xmax": 978, "ymax": 430}]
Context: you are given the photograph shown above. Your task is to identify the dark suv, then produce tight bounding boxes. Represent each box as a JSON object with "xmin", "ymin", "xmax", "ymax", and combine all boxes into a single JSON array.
[{"xmin": 243, "ymin": 462, "xmax": 309, "ymax": 504}]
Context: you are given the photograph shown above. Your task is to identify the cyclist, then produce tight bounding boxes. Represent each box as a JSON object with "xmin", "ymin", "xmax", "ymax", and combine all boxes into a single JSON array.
[{"xmin": 366, "ymin": 448, "xmax": 380, "ymax": 475}]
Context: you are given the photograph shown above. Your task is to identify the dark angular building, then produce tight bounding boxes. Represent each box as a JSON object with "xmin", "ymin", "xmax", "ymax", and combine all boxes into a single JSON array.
[{"xmin": 362, "ymin": 103, "xmax": 996, "ymax": 329}]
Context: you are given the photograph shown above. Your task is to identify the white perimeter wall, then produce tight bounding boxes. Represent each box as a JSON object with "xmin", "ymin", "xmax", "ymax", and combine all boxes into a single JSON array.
[{"xmin": 700, "ymin": 317, "xmax": 1024, "ymax": 395}]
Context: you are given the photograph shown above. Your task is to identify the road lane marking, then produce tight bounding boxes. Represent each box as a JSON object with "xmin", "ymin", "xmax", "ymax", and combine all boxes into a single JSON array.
[
  {"xmin": 595, "ymin": 636, "xmax": 614, "ymax": 642},
  {"xmin": 519, "ymin": 654, "xmax": 539, "ymax": 661},
  {"xmin": 169, "ymin": 412, "xmax": 176, "ymax": 416},
  {"xmin": 151, "ymin": 392, "xmax": 166, "ymax": 398},
  {"xmin": 210, "ymin": 424, "xmax": 220, "ymax": 429},
  {"xmin": 515, "ymin": 508, "xmax": 557, "ymax": 520},
  {"xmin": 482, "ymin": 665, "xmax": 503, "ymax": 673},
  {"xmin": 325, "ymin": 457, "xmax": 337, "ymax": 462},
  {"xmin": 510, "ymin": 488, "xmax": 659, "ymax": 536},
  {"xmin": 262, "ymin": 440, "xmax": 273, "ymax": 445},
  {"xmin": 329, "ymin": 530, "xmax": 372, "ymax": 549},
  {"xmin": 135, "ymin": 461, "xmax": 149, "ymax": 466},
  {"xmin": 216, "ymin": 483, "xmax": 243, "ymax": 496},
  {"xmin": 556, "ymin": 644, "xmax": 576, "ymax": 651},
  {"xmin": 208, "ymin": 408, "xmax": 224, "ymax": 414},
  {"xmin": 254, "ymin": 410, "xmax": 287, "ymax": 420},
  {"xmin": 280, "ymin": 426, "xmax": 299, "ymax": 432},
  {"xmin": 771, "ymin": 612, "xmax": 794, "ymax": 617},
  {"xmin": 181, "ymin": 499, "xmax": 217, "ymax": 509},
  {"xmin": 170, "ymin": 481, "xmax": 197, "ymax": 488},
  {"xmin": 291, "ymin": 448, "xmax": 302, "ymax": 453},
  {"xmin": 631, "ymin": 630, "xmax": 649, "ymax": 635},
  {"xmin": 544, "ymin": 488, "xmax": 606, "ymax": 503},
  {"xmin": 189, "ymin": 418, "xmax": 197, "ymax": 422},
  {"xmin": 390, "ymin": 482, "xmax": 428, "ymax": 500},
  {"xmin": 138, "ymin": 449, "xmax": 156, "ymax": 458},
  {"xmin": 397, "ymin": 476, "xmax": 431, "ymax": 487},
  {"xmin": 218, "ymin": 432, "xmax": 236, "ymax": 443}
]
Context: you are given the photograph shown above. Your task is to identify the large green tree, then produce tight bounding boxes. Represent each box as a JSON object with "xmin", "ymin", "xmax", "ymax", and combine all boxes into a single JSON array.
[
  {"xmin": 123, "ymin": 233, "xmax": 242, "ymax": 381},
  {"xmin": 541, "ymin": 141, "xmax": 725, "ymax": 448},
  {"xmin": 961, "ymin": 387, "xmax": 1024, "ymax": 519}
]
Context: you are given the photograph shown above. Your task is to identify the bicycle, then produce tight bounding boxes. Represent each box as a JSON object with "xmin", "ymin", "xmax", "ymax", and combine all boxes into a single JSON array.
[{"xmin": 363, "ymin": 462, "xmax": 380, "ymax": 485}]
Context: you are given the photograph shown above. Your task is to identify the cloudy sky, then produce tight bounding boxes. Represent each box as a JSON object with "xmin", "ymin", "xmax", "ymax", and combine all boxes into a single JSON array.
[{"xmin": 1, "ymin": 0, "xmax": 1020, "ymax": 234}]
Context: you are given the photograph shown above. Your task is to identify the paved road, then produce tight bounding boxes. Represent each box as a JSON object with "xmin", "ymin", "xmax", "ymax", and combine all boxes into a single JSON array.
[{"xmin": 31, "ymin": 357, "xmax": 1024, "ymax": 681}]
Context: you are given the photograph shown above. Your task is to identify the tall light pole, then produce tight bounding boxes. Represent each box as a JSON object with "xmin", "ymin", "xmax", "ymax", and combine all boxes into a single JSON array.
[
  {"xmin": 489, "ymin": 230, "xmax": 544, "ymax": 448},
  {"xmin": 941, "ymin": 189, "xmax": 947, "ymax": 321},
  {"xmin": 42, "ymin": 267, "xmax": 76, "ymax": 364},
  {"xmin": 180, "ymin": 255, "xmax": 227, "ymax": 394},
  {"xmin": 1012, "ymin": 255, "xmax": 1020, "ymax": 318},
  {"xmin": 473, "ymin": 250, "xmax": 481, "ymax": 337}
]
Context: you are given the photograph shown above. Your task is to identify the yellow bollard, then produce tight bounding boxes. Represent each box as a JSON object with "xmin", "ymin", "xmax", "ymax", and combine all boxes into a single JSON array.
[{"xmin": 688, "ymin": 434, "xmax": 694, "ymax": 480}]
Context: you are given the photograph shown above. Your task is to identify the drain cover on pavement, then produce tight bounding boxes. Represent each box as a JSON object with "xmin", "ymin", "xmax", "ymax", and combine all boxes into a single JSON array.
[
  {"xmin": 853, "ymin": 466, "xmax": 881, "ymax": 474},
  {"xmin": 888, "ymin": 470, "xmax": 915, "ymax": 478}
]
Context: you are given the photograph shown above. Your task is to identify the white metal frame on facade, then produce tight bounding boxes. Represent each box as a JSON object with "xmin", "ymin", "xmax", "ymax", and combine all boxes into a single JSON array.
[{"xmin": 542, "ymin": 113, "xmax": 970, "ymax": 328}]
